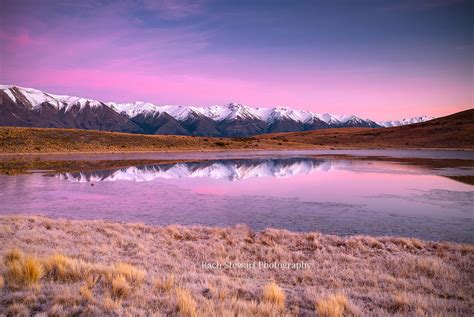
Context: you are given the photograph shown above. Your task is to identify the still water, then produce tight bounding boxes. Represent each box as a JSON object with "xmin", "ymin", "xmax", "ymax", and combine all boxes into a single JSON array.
[{"xmin": 1, "ymin": 153, "xmax": 473, "ymax": 242}]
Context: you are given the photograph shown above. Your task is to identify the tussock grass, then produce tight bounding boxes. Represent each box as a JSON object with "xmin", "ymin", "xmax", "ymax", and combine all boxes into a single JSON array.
[
  {"xmin": 103, "ymin": 294, "xmax": 122, "ymax": 312},
  {"xmin": 5, "ymin": 303, "xmax": 30, "ymax": 317},
  {"xmin": 316, "ymin": 293, "xmax": 348, "ymax": 317},
  {"xmin": 79, "ymin": 283, "xmax": 93, "ymax": 301},
  {"xmin": 176, "ymin": 287, "xmax": 198, "ymax": 317},
  {"xmin": 154, "ymin": 274, "xmax": 175, "ymax": 293},
  {"xmin": 0, "ymin": 216, "xmax": 473, "ymax": 316},
  {"xmin": 262, "ymin": 281, "xmax": 286, "ymax": 309},
  {"xmin": 111, "ymin": 262, "xmax": 146, "ymax": 286},
  {"xmin": 111, "ymin": 274, "xmax": 130, "ymax": 299},
  {"xmin": 391, "ymin": 292, "xmax": 410, "ymax": 313},
  {"xmin": 1, "ymin": 246, "xmax": 145, "ymax": 305},
  {"xmin": 4, "ymin": 247, "xmax": 23, "ymax": 265},
  {"xmin": 43, "ymin": 253, "xmax": 89, "ymax": 282},
  {"xmin": 4, "ymin": 254, "xmax": 43, "ymax": 289}
]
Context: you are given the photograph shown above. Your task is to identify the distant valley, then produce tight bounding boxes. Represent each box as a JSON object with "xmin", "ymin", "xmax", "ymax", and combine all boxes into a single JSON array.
[{"xmin": 0, "ymin": 85, "xmax": 433, "ymax": 137}]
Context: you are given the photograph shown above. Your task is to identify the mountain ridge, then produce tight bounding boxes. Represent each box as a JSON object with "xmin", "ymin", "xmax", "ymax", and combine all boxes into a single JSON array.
[{"xmin": 0, "ymin": 84, "xmax": 434, "ymax": 137}]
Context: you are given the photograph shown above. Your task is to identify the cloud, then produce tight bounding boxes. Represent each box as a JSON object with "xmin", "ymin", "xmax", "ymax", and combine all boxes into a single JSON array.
[
  {"xmin": 142, "ymin": 0, "xmax": 205, "ymax": 19},
  {"xmin": 0, "ymin": 0, "xmax": 471, "ymax": 119},
  {"xmin": 381, "ymin": 0, "xmax": 466, "ymax": 12}
]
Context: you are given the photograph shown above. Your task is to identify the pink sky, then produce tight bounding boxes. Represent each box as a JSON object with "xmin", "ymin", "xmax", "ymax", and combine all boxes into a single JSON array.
[{"xmin": 0, "ymin": 0, "xmax": 472, "ymax": 120}]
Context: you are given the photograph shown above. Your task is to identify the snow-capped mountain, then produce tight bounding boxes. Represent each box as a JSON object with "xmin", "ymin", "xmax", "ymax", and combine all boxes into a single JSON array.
[
  {"xmin": 377, "ymin": 116, "xmax": 435, "ymax": 127},
  {"xmin": 0, "ymin": 85, "xmax": 141, "ymax": 133},
  {"xmin": 108, "ymin": 101, "xmax": 389, "ymax": 134},
  {"xmin": 0, "ymin": 84, "xmax": 434, "ymax": 137}
]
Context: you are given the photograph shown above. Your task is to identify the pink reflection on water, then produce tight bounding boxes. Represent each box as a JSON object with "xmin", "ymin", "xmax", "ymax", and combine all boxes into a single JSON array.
[
  {"xmin": 186, "ymin": 167, "xmax": 469, "ymax": 204},
  {"xmin": 0, "ymin": 157, "xmax": 472, "ymax": 242}
]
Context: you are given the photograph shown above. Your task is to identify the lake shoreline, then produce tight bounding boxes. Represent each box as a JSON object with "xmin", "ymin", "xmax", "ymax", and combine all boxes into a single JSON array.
[
  {"xmin": 1, "ymin": 215, "xmax": 473, "ymax": 316},
  {"xmin": 2, "ymin": 151, "xmax": 473, "ymax": 186},
  {"xmin": 2, "ymin": 147, "xmax": 474, "ymax": 156}
]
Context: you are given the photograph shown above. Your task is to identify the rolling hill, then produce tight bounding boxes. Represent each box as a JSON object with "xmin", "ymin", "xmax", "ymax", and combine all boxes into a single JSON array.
[
  {"xmin": 0, "ymin": 109, "xmax": 472, "ymax": 153},
  {"xmin": 257, "ymin": 109, "xmax": 474, "ymax": 149}
]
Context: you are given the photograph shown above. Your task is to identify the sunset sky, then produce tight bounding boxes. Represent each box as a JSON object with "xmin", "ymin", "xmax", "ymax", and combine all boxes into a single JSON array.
[{"xmin": 0, "ymin": 0, "xmax": 472, "ymax": 120}]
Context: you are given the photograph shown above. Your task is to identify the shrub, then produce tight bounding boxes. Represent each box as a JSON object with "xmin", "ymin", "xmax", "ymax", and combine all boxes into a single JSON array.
[{"xmin": 262, "ymin": 281, "xmax": 286, "ymax": 309}]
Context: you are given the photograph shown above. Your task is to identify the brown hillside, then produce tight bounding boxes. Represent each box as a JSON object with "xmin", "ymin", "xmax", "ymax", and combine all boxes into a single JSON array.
[
  {"xmin": 258, "ymin": 109, "xmax": 474, "ymax": 149},
  {"xmin": 0, "ymin": 109, "xmax": 472, "ymax": 153},
  {"xmin": 0, "ymin": 126, "xmax": 310, "ymax": 153}
]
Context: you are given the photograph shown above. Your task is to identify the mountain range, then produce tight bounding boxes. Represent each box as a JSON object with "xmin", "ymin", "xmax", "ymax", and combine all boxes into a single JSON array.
[{"xmin": 0, "ymin": 85, "xmax": 434, "ymax": 137}]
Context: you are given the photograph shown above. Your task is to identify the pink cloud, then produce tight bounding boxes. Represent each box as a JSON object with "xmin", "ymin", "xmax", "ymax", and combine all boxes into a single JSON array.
[{"xmin": 0, "ymin": 0, "xmax": 471, "ymax": 120}]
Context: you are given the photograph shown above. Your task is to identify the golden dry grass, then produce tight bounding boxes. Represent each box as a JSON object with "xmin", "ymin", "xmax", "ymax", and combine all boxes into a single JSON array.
[
  {"xmin": 262, "ymin": 281, "xmax": 286, "ymax": 309},
  {"xmin": 4, "ymin": 247, "xmax": 23, "ymax": 264},
  {"xmin": 176, "ymin": 287, "xmax": 198, "ymax": 317},
  {"xmin": 112, "ymin": 262, "xmax": 146, "ymax": 286},
  {"xmin": 79, "ymin": 283, "xmax": 93, "ymax": 301},
  {"xmin": 0, "ymin": 216, "xmax": 473, "ymax": 316},
  {"xmin": 154, "ymin": 274, "xmax": 175, "ymax": 293},
  {"xmin": 0, "ymin": 126, "xmax": 310, "ymax": 154},
  {"xmin": 103, "ymin": 294, "xmax": 122, "ymax": 312},
  {"xmin": 43, "ymin": 253, "xmax": 85, "ymax": 282},
  {"xmin": 4, "ymin": 254, "xmax": 43, "ymax": 289},
  {"xmin": 316, "ymin": 293, "xmax": 348, "ymax": 317},
  {"xmin": 111, "ymin": 274, "xmax": 130, "ymax": 299}
]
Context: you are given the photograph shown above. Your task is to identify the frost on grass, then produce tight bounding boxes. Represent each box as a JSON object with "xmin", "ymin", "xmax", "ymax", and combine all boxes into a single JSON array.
[
  {"xmin": 4, "ymin": 252, "xmax": 43, "ymax": 289},
  {"xmin": 316, "ymin": 293, "xmax": 349, "ymax": 317},
  {"xmin": 0, "ymin": 216, "xmax": 473, "ymax": 316},
  {"xmin": 262, "ymin": 281, "xmax": 286, "ymax": 309},
  {"xmin": 176, "ymin": 287, "xmax": 197, "ymax": 317}
]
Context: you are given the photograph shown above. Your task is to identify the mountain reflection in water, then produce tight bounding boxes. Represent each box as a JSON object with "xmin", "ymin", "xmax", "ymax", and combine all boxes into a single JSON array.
[
  {"xmin": 1, "ymin": 155, "xmax": 472, "ymax": 242},
  {"xmin": 56, "ymin": 158, "xmax": 337, "ymax": 182}
]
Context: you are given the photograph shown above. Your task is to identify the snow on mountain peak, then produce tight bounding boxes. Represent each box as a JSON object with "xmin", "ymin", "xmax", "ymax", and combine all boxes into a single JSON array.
[
  {"xmin": 108, "ymin": 101, "xmax": 160, "ymax": 117},
  {"xmin": 51, "ymin": 94, "xmax": 104, "ymax": 111},
  {"xmin": 222, "ymin": 103, "xmax": 260, "ymax": 121},
  {"xmin": 315, "ymin": 113, "xmax": 340, "ymax": 124},
  {"xmin": 267, "ymin": 106, "xmax": 306, "ymax": 124},
  {"xmin": 377, "ymin": 116, "xmax": 434, "ymax": 127},
  {"xmin": 1, "ymin": 85, "xmax": 104, "ymax": 111},
  {"xmin": 0, "ymin": 84, "xmax": 434, "ymax": 128}
]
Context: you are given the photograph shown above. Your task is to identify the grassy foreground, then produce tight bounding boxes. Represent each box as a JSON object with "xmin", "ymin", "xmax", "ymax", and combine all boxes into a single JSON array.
[{"xmin": 0, "ymin": 216, "xmax": 473, "ymax": 316}]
